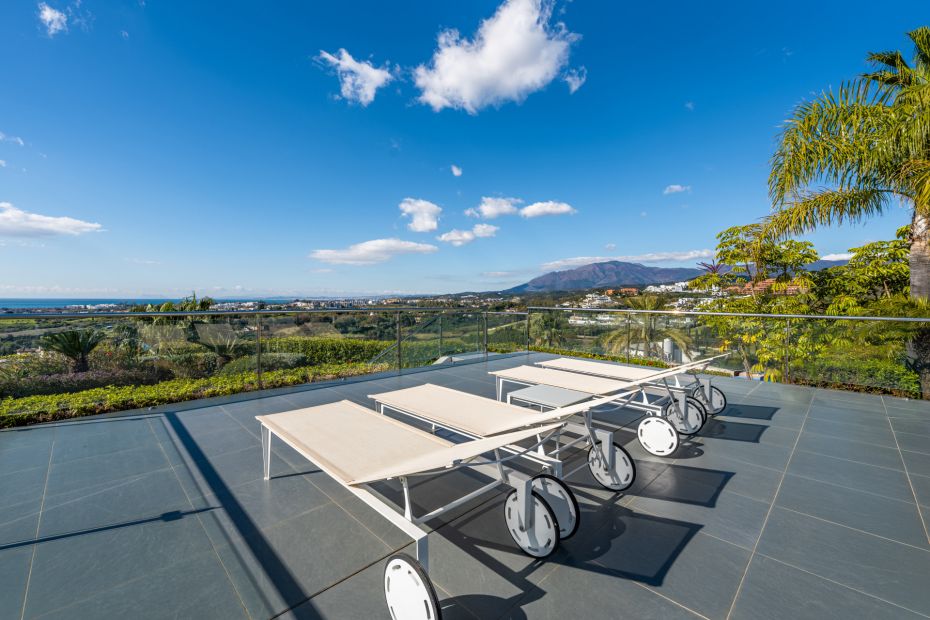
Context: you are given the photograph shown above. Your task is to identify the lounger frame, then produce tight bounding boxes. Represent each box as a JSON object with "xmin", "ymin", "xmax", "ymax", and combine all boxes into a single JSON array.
[{"xmin": 260, "ymin": 420, "xmax": 563, "ymax": 572}]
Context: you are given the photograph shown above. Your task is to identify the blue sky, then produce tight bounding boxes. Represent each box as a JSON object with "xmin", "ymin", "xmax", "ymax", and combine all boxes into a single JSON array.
[{"xmin": 0, "ymin": 1, "xmax": 924, "ymax": 298}]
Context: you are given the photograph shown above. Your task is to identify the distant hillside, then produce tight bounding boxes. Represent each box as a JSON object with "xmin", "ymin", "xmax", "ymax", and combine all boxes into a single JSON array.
[{"xmin": 504, "ymin": 261, "xmax": 703, "ymax": 293}]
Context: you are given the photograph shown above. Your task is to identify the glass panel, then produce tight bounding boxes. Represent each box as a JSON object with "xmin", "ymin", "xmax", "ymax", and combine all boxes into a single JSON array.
[{"xmin": 486, "ymin": 312, "xmax": 528, "ymax": 355}]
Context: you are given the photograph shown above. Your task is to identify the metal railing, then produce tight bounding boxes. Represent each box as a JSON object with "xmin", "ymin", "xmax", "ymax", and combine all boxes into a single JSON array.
[{"xmin": 2, "ymin": 304, "xmax": 928, "ymax": 427}]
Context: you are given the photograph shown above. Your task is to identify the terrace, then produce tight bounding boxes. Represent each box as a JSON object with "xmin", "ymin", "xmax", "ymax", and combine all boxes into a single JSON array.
[{"xmin": 1, "ymin": 341, "xmax": 929, "ymax": 619}]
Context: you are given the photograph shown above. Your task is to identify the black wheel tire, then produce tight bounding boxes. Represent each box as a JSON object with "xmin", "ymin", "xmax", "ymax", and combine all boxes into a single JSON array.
[
  {"xmin": 503, "ymin": 489, "xmax": 560, "ymax": 559},
  {"xmin": 531, "ymin": 474, "xmax": 580, "ymax": 540},
  {"xmin": 586, "ymin": 441, "xmax": 637, "ymax": 492},
  {"xmin": 691, "ymin": 384, "xmax": 728, "ymax": 415},
  {"xmin": 383, "ymin": 552, "xmax": 442, "ymax": 620},
  {"xmin": 662, "ymin": 397, "xmax": 706, "ymax": 436}
]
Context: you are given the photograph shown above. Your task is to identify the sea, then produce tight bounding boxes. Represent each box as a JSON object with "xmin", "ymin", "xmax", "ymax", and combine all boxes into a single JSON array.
[{"xmin": 0, "ymin": 298, "xmax": 257, "ymax": 311}]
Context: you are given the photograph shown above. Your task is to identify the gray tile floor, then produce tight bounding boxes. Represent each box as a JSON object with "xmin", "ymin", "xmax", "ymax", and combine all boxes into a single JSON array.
[{"xmin": 1, "ymin": 352, "xmax": 929, "ymax": 619}]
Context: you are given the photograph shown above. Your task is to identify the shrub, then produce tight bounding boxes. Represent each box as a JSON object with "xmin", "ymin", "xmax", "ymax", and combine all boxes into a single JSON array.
[
  {"xmin": 791, "ymin": 357, "xmax": 920, "ymax": 397},
  {"xmin": 0, "ymin": 362, "xmax": 390, "ymax": 428},
  {"xmin": 159, "ymin": 350, "xmax": 220, "ymax": 379},
  {"xmin": 262, "ymin": 337, "xmax": 391, "ymax": 364},
  {"xmin": 0, "ymin": 352, "xmax": 70, "ymax": 380},
  {"xmin": 219, "ymin": 352, "xmax": 308, "ymax": 375},
  {"xmin": 0, "ymin": 368, "xmax": 161, "ymax": 398}
]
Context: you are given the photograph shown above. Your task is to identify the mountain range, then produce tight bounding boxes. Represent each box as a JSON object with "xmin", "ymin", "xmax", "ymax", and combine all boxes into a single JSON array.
[
  {"xmin": 502, "ymin": 259, "xmax": 851, "ymax": 294},
  {"xmin": 504, "ymin": 261, "xmax": 704, "ymax": 293}
]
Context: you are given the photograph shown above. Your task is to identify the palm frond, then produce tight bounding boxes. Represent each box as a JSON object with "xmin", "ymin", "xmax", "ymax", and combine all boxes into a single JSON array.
[{"xmin": 762, "ymin": 187, "xmax": 895, "ymax": 239}]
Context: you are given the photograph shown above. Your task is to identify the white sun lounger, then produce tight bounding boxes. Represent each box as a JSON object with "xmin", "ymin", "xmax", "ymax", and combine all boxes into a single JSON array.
[
  {"xmin": 369, "ymin": 383, "xmax": 638, "ymax": 497},
  {"xmin": 258, "ymin": 400, "xmax": 569, "ymax": 620},
  {"xmin": 537, "ymin": 353, "xmax": 730, "ymax": 414},
  {"xmin": 489, "ymin": 362, "xmax": 717, "ymax": 457}
]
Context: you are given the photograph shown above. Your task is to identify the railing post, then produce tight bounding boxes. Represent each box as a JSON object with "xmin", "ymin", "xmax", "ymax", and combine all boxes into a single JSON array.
[
  {"xmin": 256, "ymin": 314, "xmax": 263, "ymax": 389},
  {"xmin": 626, "ymin": 313, "xmax": 632, "ymax": 363},
  {"xmin": 483, "ymin": 311, "xmax": 489, "ymax": 359},
  {"xmin": 438, "ymin": 314, "xmax": 443, "ymax": 358},
  {"xmin": 784, "ymin": 318, "xmax": 791, "ymax": 384},
  {"xmin": 524, "ymin": 311, "xmax": 530, "ymax": 352},
  {"xmin": 396, "ymin": 311, "xmax": 402, "ymax": 372}
]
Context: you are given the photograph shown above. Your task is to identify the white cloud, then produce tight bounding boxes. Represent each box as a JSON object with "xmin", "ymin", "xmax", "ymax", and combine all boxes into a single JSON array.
[
  {"xmin": 564, "ymin": 66, "xmax": 587, "ymax": 93},
  {"xmin": 310, "ymin": 238, "xmax": 437, "ymax": 265},
  {"xmin": 414, "ymin": 0, "xmax": 578, "ymax": 113},
  {"xmin": 822, "ymin": 252, "xmax": 853, "ymax": 261},
  {"xmin": 663, "ymin": 184, "xmax": 691, "ymax": 195},
  {"xmin": 465, "ymin": 196, "xmax": 521, "ymax": 219},
  {"xmin": 0, "ymin": 202, "xmax": 102, "ymax": 237},
  {"xmin": 519, "ymin": 200, "xmax": 576, "ymax": 218},
  {"xmin": 472, "ymin": 223, "xmax": 498, "ymax": 237},
  {"xmin": 0, "ymin": 161, "xmax": 6, "ymax": 168},
  {"xmin": 317, "ymin": 48, "xmax": 394, "ymax": 106},
  {"xmin": 640, "ymin": 211, "xmax": 647, "ymax": 217},
  {"xmin": 0, "ymin": 132, "xmax": 25, "ymax": 146},
  {"xmin": 482, "ymin": 271, "xmax": 515, "ymax": 278},
  {"xmin": 124, "ymin": 257, "xmax": 161, "ymax": 265},
  {"xmin": 121, "ymin": 30, "xmax": 129, "ymax": 39},
  {"xmin": 684, "ymin": 101, "xmax": 695, "ymax": 111},
  {"xmin": 450, "ymin": 164, "xmax": 463, "ymax": 177},
  {"xmin": 542, "ymin": 249, "xmax": 714, "ymax": 271},
  {"xmin": 399, "ymin": 198, "xmax": 442, "ymax": 232},
  {"xmin": 437, "ymin": 223, "xmax": 499, "ymax": 246},
  {"xmin": 604, "ymin": 243, "xmax": 616, "ymax": 250},
  {"xmin": 38, "ymin": 3, "xmax": 68, "ymax": 36}
]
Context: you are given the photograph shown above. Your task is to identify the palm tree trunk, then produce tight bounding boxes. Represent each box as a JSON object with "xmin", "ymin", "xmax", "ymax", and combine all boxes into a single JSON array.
[
  {"xmin": 909, "ymin": 212, "xmax": 930, "ymax": 398},
  {"xmin": 910, "ymin": 211, "xmax": 930, "ymax": 299}
]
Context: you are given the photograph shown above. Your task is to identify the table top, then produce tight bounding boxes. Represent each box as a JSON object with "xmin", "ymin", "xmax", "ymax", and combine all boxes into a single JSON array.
[{"xmin": 508, "ymin": 384, "xmax": 592, "ymax": 409}]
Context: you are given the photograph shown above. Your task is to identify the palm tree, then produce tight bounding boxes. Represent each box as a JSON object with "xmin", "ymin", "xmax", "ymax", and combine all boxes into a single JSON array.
[
  {"xmin": 766, "ymin": 27, "xmax": 930, "ymax": 396},
  {"xmin": 765, "ymin": 27, "xmax": 930, "ymax": 299},
  {"xmin": 41, "ymin": 330, "xmax": 105, "ymax": 373},
  {"xmin": 602, "ymin": 295, "xmax": 692, "ymax": 360}
]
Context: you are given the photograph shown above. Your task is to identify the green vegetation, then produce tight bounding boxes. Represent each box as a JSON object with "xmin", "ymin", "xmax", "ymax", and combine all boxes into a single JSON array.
[
  {"xmin": 0, "ymin": 362, "xmax": 387, "ymax": 428},
  {"xmin": 40, "ymin": 330, "xmax": 105, "ymax": 373}
]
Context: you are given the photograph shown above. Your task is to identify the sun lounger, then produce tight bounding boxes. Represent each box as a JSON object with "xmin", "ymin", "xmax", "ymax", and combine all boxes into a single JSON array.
[
  {"xmin": 537, "ymin": 354, "xmax": 729, "ymax": 414},
  {"xmin": 258, "ymin": 400, "xmax": 570, "ymax": 620},
  {"xmin": 369, "ymin": 383, "xmax": 638, "ymax": 497},
  {"xmin": 489, "ymin": 363, "xmax": 712, "ymax": 457}
]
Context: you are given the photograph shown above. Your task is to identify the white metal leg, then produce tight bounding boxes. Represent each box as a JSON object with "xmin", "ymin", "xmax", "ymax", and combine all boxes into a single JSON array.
[{"xmin": 261, "ymin": 425, "xmax": 272, "ymax": 480}]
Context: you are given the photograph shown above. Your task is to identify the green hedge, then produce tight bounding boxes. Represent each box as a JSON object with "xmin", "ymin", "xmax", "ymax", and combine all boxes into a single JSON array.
[
  {"xmin": 262, "ymin": 337, "xmax": 391, "ymax": 364},
  {"xmin": 0, "ymin": 362, "xmax": 388, "ymax": 428},
  {"xmin": 790, "ymin": 358, "xmax": 920, "ymax": 398}
]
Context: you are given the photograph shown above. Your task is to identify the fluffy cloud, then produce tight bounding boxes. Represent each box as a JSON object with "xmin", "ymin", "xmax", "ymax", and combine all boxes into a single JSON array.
[
  {"xmin": 317, "ymin": 48, "xmax": 394, "ymax": 106},
  {"xmin": 399, "ymin": 198, "xmax": 442, "ymax": 232},
  {"xmin": 663, "ymin": 184, "xmax": 691, "ymax": 195},
  {"xmin": 465, "ymin": 196, "xmax": 521, "ymax": 219},
  {"xmin": 38, "ymin": 3, "xmax": 67, "ymax": 36},
  {"xmin": 0, "ymin": 132, "xmax": 25, "ymax": 147},
  {"xmin": 684, "ymin": 101, "xmax": 695, "ymax": 111},
  {"xmin": 822, "ymin": 252, "xmax": 853, "ymax": 261},
  {"xmin": 310, "ymin": 238, "xmax": 437, "ymax": 265},
  {"xmin": 0, "ymin": 202, "xmax": 102, "ymax": 237},
  {"xmin": 563, "ymin": 67, "xmax": 587, "ymax": 93},
  {"xmin": 414, "ymin": 0, "xmax": 578, "ymax": 113},
  {"xmin": 0, "ymin": 161, "xmax": 6, "ymax": 168},
  {"xmin": 519, "ymin": 201, "xmax": 576, "ymax": 218},
  {"xmin": 542, "ymin": 249, "xmax": 714, "ymax": 271},
  {"xmin": 450, "ymin": 164, "xmax": 463, "ymax": 177},
  {"xmin": 437, "ymin": 223, "xmax": 499, "ymax": 246}
]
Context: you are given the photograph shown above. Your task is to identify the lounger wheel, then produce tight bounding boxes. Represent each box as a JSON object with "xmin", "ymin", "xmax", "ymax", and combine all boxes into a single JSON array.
[
  {"xmin": 587, "ymin": 441, "xmax": 636, "ymax": 492},
  {"xmin": 384, "ymin": 553, "xmax": 442, "ymax": 620},
  {"xmin": 637, "ymin": 417, "xmax": 679, "ymax": 457},
  {"xmin": 504, "ymin": 489, "xmax": 560, "ymax": 558},
  {"xmin": 531, "ymin": 474, "xmax": 580, "ymax": 540},
  {"xmin": 661, "ymin": 397, "xmax": 706, "ymax": 436},
  {"xmin": 690, "ymin": 384, "xmax": 727, "ymax": 415}
]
